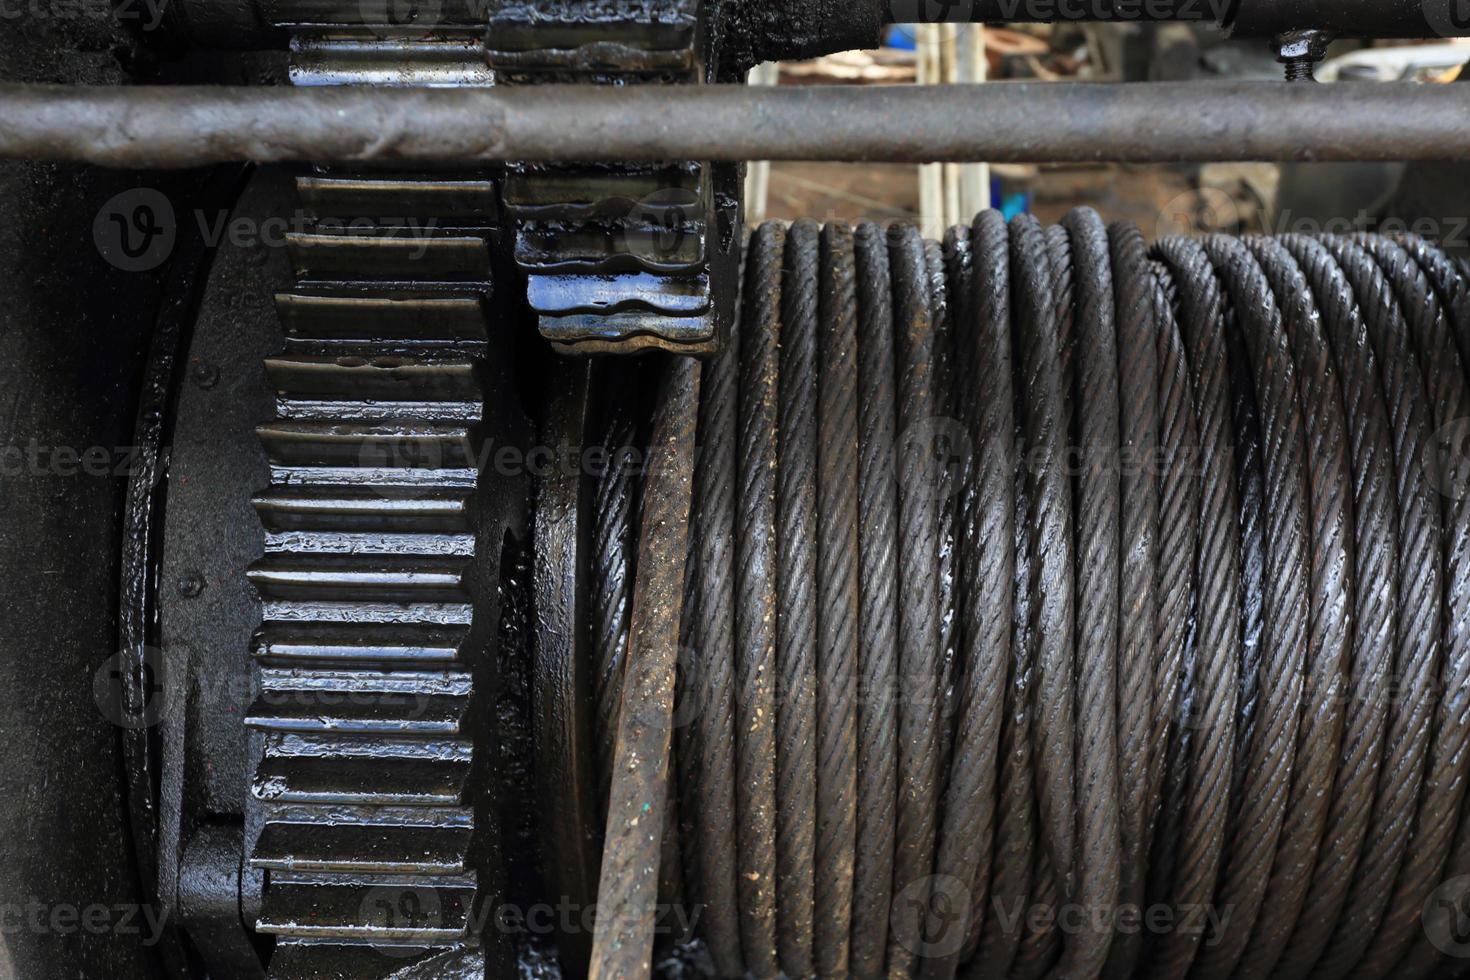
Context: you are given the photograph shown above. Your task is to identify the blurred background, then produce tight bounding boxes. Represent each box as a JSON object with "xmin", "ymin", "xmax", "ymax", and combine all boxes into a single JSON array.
[{"xmin": 745, "ymin": 25, "xmax": 1470, "ymax": 255}]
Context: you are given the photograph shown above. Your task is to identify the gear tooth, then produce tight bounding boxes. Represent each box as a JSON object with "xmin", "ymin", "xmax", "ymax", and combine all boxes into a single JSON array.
[
  {"xmin": 275, "ymin": 293, "xmax": 490, "ymax": 352},
  {"xmin": 252, "ymin": 821, "xmax": 474, "ymax": 876},
  {"xmin": 246, "ymin": 555, "xmax": 472, "ymax": 603},
  {"xmin": 287, "ymin": 232, "xmax": 491, "ymax": 282},
  {"xmin": 255, "ymin": 420, "xmax": 478, "ymax": 470},
  {"xmin": 252, "ymin": 486, "xmax": 475, "ymax": 535},
  {"xmin": 257, "ymin": 873, "xmax": 478, "ymax": 944},
  {"xmin": 250, "ymin": 622, "xmax": 472, "ymax": 666},
  {"xmin": 297, "ymin": 177, "xmax": 498, "ymax": 221},
  {"xmin": 252, "ymin": 23, "xmax": 499, "ymax": 966},
  {"xmin": 512, "ymin": 216, "xmax": 708, "ymax": 274},
  {"xmin": 290, "ymin": 29, "xmax": 496, "ymax": 86},
  {"xmin": 502, "ymin": 162, "xmax": 703, "ymax": 220},
  {"xmin": 485, "ymin": 0, "xmax": 699, "ymax": 77},
  {"xmin": 266, "ymin": 942, "xmax": 483, "ymax": 978},
  {"xmin": 246, "ymin": 668, "xmax": 473, "ymax": 736},
  {"xmin": 246, "ymin": 4, "xmax": 727, "ymax": 970},
  {"xmin": 265, "ymin": 354, "xmax": 485, "ymax": 423},
  {"xmin": 265, "ymin": 355, "xmax": 483, "ymax": 402},
  {"xmin": 256, "ymin": 733, "xmax": 474, "ymax": 806}
]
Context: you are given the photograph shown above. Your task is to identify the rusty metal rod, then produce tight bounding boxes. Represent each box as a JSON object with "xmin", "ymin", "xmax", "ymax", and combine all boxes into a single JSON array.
[
  {"xmin": 0, "ymin": 81, "xmax": 1466, "ymax": 167},
  {"xmin": 590, "ymin": 355, "xmax": 701, "ymax": 980}
]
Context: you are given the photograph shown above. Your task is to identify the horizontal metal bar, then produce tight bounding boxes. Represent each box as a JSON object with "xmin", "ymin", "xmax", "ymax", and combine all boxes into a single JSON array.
[{"xmin": 0, "ymin": 81, "xmax": 1464, "ymax": 167}]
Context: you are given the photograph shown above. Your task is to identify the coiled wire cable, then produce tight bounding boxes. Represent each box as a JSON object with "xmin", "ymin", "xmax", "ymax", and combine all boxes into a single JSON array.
[{"xmin": 590, "ymin": 211, "xmax": 1470, "ymax": 980}]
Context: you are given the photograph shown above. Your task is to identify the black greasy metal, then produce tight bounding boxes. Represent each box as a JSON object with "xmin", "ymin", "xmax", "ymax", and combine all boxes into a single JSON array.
[
  {"xmin": 243, "ymin": 177, "xmax": 511, "ymax": 970},
  {"xmin": 238, "ymin": 2, "xmax": 514, "ymax": 967},
  {"xmin": 934, "ymin": 211, "xmax": 1017, "ymax": 975},
  {"xmin": 1148, "ymin": 249, "xmax": 1199, "ymax": 980},
  {"xmin": 157, "ymin": 0, "xmax": 1468, "ymax": 56},
  {"xmin": 773, "ymin": 219, "xmax": 820, "ymax": 978},
  {"xmin": 1350, "ymin": 235, "xmax": 1470, "ymax": 980},
  {"xmin": 726, "ymin": 0, "xmax": 885, "ymax": 66},
  {"xmin": 532, "ymin": 357, "xmax": 602, "ymax": 977},
  {"xmin": 1107, "ymin": 218, "xmax": 1161, "ymax": 980},
  {"xmin": 1010, "ymin": 222, "xmax": 1073, "ymax": 980},
  {"xmin": 1194, "ymin": 235, "xmax": 1312, "ymax": 980},
  {"xmin": 1238, "ymin": 235, "xmax": 1354, "ymax": 979},
  {"xmin": 1312, "ymin": 235, "xmax": 1441, "ymax": 980},
  {"xmin": 924, "ymin": 212, "xmax": 1012, "ymax": 980},
  {"xmin": 1271, "ymin": 234, "xmax": 1396, "ymax": 980},
  {"xmin": 1216, "ymin": 237, "xmax": 1268, "ymax": 900},
  {"xmin": 160, "ymin": 169, "xmax": 302, "ymax": 980},
  {"xmin": 731, "ymin": 222, "xmax": 784, "ymax": 977},
  {"xmin": 850, "ymin": 220, "xmax": 901, "ymax": 980},
  {"xmin": 1017, "ymin": 215, "xmax": 1076, "ymax": 980},
  {"xmin": 161, "ymin": 0, "xmax": 881, "ymax": 67},
  {"xmin": 588, "ymin": 355, "xmax": 700, "ymax": 980},
  {"xmin": 590, "ymin": 384, "xmax": 640, "ymax": 819},
  {"xmin": 928, "ymin": 233, "xmax": 960, "ymax": 821},
  {"xmin": 813, "ymin": 222, "xmax": 861, "ymax": 977},
  {"xmin": 1145, "ymin": 238, "xmax": 1239, "ymax": 980},
  {"xmin": 487, "ymin": 0, "xmax": 731, "ymax": 355},
  {"xmin": 1139, "ymin": 253, "xmax": 1202, "ymax": 980},
  {"xmin": 618, "ymin": 214, "xmax": 1470, "ymax": 980},
  {"xmin": 1008, "ymin": 214, "xmax": 1078, "ymax": 980},
  {"xmin": 0, "ymin": 25, "xmax": 177, "ymax": 965},
  {"xmin": 1228, "ymin": 0, "xmax": 1470, "ymax": 38},
  {"xmin": 966, "ymin": 217, "xmax": 1038, "ymax": 980},
  {"xmin": 1397, "ymin": 234, "xmax": 1470, "ymax": 980},
  {"xmin": 679, "ymin": 277, "xmax": 746, "ymax": 977},
  {"xmin": 888, "ymin": 223, "xmax": 946, "ymax": 978},
  {"xmin": 1058, "ymin": 210, "xmax": 1123, "ymax": 980}
]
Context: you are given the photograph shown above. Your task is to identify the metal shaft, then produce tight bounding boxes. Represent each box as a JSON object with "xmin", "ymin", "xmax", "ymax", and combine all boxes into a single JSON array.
[{"xmin": 0, "ymin": 81, "xmax": 1465, "ymax": 167}]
